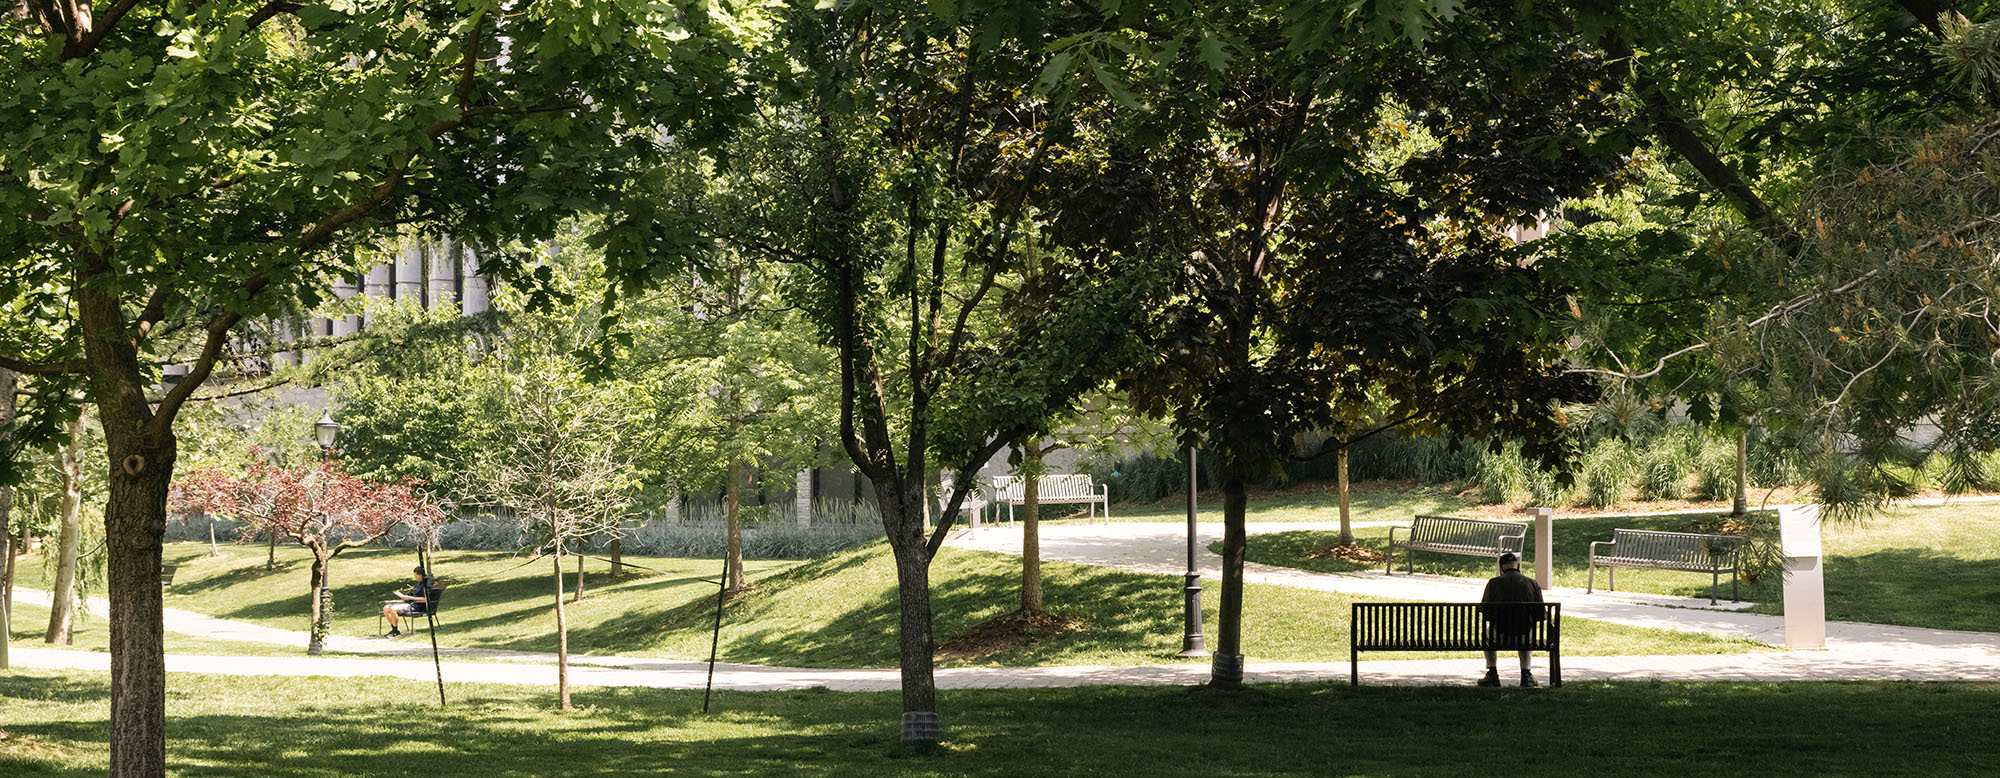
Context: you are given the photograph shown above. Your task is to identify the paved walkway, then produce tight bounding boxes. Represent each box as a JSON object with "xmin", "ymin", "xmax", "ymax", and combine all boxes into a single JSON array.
[{"xmin": 11, "ymin": 517, "xmax": 1999, "ymax": 689}]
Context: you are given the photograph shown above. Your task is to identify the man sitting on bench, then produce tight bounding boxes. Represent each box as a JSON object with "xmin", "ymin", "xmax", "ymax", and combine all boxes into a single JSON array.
[
  {"xmin": 382, "ymin": 566, "xmax": 435, "ymax": 639},
  {"xmin": 1479, "ymin": 552, "xmax": 1544, "ymax": 687}
]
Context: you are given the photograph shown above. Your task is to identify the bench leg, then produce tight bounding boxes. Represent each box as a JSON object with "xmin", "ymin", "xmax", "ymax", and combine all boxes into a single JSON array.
[
  {"xmin": 1587, "ymin": 562, "xmax": 1595, "ymax": 594},
  {"xmin": 1711, "ymin": 570, "xmax": 1719, "ymax": 606},
  {"xmin": 1550, "ymin": 650, "xmax": 1561, "ymax": 688},
  {"xmin": 1732, "ymin": 570, "xmax": 1739, "ymax": 603},
  {"xmin": 1608, "ymin": 566, "xmax": 1615, "ymax": 592},
  {"xmin": 1384, "ymin": 548, "xmax": 1393, "ymax": 576},
  {"xmin": 1351, "ymin": 645, "xmax": 1359, "ymax": 686}
]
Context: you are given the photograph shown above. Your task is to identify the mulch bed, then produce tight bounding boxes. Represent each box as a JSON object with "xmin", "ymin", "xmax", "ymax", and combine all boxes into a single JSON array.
[
  {"xmin": 936, "ymin": 608, "xmax": 1088, "ymax": 661},
  {"xmin": 1302, "ymin": 544, "xmax": 1387, "ymax": 564}
]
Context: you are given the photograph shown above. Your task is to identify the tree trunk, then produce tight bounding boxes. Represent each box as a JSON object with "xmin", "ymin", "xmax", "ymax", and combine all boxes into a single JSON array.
[
  {"xmin": 47, "ymin": 419, "xmax": 86, "ymax": 644},
  {"xmin": 883, "ymin": 492, "xmax": 938, "ymax": 745},
  {"xmin": 1733, "ymin": 427, "xmax": 1750, "ymax": 516},
  {"xmin": 725, "ymin": 460, "xmax": 745, "ymax": 591},
  {"xmin": 1020, "ymin": 444, "xmax": 1043, "ymax": 613},
  {"xmin": 0, "ymin": 500, "xmax": 7, "ymax": 671},
  {"xmin": 572, "ymin": 547, "xmax": 584, "ymax": 603},
  {"xmin": 267, "ymin": 527, "xmax": 278, "ymax": 570},
  {"xmin": 102, "ymin": 428, "xmax": 175, "ymax": 778},
  {"xmin": 609, "ymin": 535, "xmax": 623, "ymax": 578},
  {"xmin": 0, "ymin": 367, "xmax": 13, "ymax": 670},
  {"xmin": 307, "ymin": 550, "xmax": 332, "ymax": 655},
  {"xmin": 552, "ymin": 549, "xmax": 572, "ymax": 710},
  {"xmin": 1210, "ymin": 471, "xmax": 1248, "ymax": 689},
  {"xmin": 1336, "ymin": 440, "xmax": 1353, "ymax": 547}
]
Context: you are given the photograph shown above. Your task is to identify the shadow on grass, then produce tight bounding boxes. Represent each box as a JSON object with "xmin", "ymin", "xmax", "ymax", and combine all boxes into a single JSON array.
[
  {"xmin": 7, "ymin": 672, "xmax": 2000, "ymax": 778},
  {"xmin": 1810, "ymin": 546, "xmax": 2000, "ymax": 631}
]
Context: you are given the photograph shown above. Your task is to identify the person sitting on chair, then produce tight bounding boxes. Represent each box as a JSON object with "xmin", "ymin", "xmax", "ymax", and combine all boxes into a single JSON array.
[
  {"xmin": 1478, "ymin": 551, "xmax": 1545, "ymax": 687},
  {"xmin": 382, "ymin": 566, "xmax": 435, "ymax": 638}
]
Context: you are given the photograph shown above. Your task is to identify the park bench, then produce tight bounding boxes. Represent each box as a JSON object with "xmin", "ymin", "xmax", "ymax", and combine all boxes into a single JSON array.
[
  {"xmin": 1589, "ymin": 528, "xmax": 1742, "ymax": 605},
  {"xmin": 1350, "ymin": 602, "xmax": 1562, "ymax": 686},
  {"xmin": 991, "ymin": 474, "xmax": 1110, "ymax": 524},
  {"xmin": 1384, "ymin": 516, "xmax": 1527, "ymax": 574},
  {"xmin": 940, "ymin": 474, "xmax": 989, "ymax": 526},
  {"xmin": 377, "ymin": 583, "xmax": 448, "ymax": 636},
  {"xmin": 159, "ymin": 564, "xmax": 178, "ymax": 587}
]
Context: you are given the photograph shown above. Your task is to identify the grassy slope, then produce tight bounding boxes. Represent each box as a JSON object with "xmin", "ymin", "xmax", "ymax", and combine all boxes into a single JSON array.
[
  {"xmin": 1239, "ymin": 502, "xmax": 2000, "ymax": 633},
  {"xmin": 5, "ymin": 670, "xmax": 1999, "ymax": 777},
  {"xmin": 148, "ymin": 542, "xmax": 796, "ymax": 652},
  {"xmin": 137, "ymin": 541, "xmax": 1756, "ymax": 668}
]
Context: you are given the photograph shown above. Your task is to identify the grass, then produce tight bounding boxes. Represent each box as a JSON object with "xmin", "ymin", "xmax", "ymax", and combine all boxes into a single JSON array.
[
  {"xmin": 1238, "ymin": 502, "xmax": 2000, "ymax": 633},
  {"xmin": 1100, "ymin": 481, "xmax": 1471, "ymax": 524},
  {"xmin": 4, "ymin": 669, "xmax": 1999, "ymax": 777},
  {"xmin": 147, "ymin": 542, "xmax": 796, "ymax": 653},
  {"xmin": 5, "ymin": 601, "xmax": 339, "ymax": 659},
  {"xmin": 52, "ymin": 539, "xmax": 1758, "ymax": 669}
]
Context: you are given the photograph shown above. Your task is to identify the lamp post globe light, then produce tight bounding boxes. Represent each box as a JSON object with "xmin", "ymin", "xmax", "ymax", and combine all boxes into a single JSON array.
[{"xmin": 314, "ymin": 411, "xmax": 340, "ymax": 459}]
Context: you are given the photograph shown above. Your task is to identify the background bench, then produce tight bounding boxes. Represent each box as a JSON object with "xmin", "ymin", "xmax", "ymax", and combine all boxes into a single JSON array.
[
  {"xmin": 991, "ymin": 474, "xmax": 1110, "ymax": 524},
  {"xmin": 1350, "ymin": 602, "xmax": 1561, "ymax": 686},
  {"xmin": 1589, "ymin": 528, "xmax": 1742, "ymax": 604},
  {"xmin": 1385, "ymin": 515, "xmax": 1526, "ymax": 574}
]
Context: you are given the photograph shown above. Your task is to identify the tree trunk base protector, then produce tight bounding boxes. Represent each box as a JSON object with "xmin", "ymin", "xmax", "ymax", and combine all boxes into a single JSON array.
[
  {"xmin": 901, "ymin": 711, "xmax": 941, "ymax": 748},
  {"xmin": 1209, "ymin": 653, "xmax": 1245, "ymax": 689}
]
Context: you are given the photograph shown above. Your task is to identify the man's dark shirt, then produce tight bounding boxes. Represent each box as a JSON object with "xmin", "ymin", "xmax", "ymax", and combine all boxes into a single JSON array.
[
  {"xmin": 403, "ymin": 578, "xmax": 437, "ymax": 614},
  {"xmin": 1478, "ymin": 568, "xmax": 1544, "ymax": 636}
]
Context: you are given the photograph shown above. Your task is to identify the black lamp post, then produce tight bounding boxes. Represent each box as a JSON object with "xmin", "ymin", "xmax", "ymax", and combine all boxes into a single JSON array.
[
  {"xmin": 1177, "ymin": 445, "xmax": 1208, "ymax": 658},
  {"xmin": 308, "ymin": 411, "xmax": 338, "ymax": 655}
]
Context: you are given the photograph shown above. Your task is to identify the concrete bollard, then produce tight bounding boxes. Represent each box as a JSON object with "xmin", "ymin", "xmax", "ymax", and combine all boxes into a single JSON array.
[
  {"xmin": 1528, "ymin": 507, "xmax": 1554, "ymax": 589},
  {"xmin": 1779, "ymin": 504, "xmax": 1827, "ymax": 649}
]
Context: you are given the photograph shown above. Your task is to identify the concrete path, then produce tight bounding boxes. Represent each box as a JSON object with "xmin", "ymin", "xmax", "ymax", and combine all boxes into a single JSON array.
[
  {"xmin": 11, "ymin": 516, "xmax": 1999, "ymax": 690},
  {"xmin": 951, "ymin": 521, "xmax": 2000, "ymax": 681}
]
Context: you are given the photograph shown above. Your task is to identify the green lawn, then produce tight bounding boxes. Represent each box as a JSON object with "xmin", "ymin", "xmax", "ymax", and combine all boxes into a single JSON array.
[
  {"xmin": 6, "ymin": 601, "xmax": 323, "ymax": 658},
  {"xmin": 106, "ymin": 540, "xmax": 1759, "ymax": 668},
  {"xmin": 3, "ymin": 600, "xmax": 478, "ymax": 661},
  {"xmin": 1239, "ymin": 502, "xmax": 2000, "ymax": 633},
  {"xmin": 1099, "ymin": 481, "xmax": 1472, "ymax": 524},
  {"xmin": 4, "ymin": 669, "xmax": 1997, "ymax": 777}
]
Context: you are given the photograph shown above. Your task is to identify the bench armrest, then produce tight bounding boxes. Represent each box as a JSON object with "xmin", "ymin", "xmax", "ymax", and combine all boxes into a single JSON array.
[
  {"xmin": 1387, "ymin": 526, "xmax": 1401, "ymax": 546},
  {"xmin": 1588, "ymin": 540, "xmax": 1614, "ymax": 560}
]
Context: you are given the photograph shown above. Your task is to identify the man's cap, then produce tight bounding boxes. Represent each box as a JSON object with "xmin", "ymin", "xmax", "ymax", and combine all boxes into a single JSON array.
[{"xmin": 1497, "ymin": 552, "xmax": 1519, "ymax": 566}]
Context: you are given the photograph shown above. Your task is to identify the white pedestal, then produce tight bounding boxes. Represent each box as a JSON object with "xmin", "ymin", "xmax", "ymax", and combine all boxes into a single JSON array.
[
  {"xmin": 1528, "ymin": 507, "xmax": 1554, "ymax": 589},
  {"xmin": 1779, "ymin": 504, "xmax": 1826, "ymax": 649}
]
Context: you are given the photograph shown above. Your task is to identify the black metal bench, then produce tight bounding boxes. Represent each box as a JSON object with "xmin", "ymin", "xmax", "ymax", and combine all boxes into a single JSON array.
[
  {"xmin": 1588, "ymin": 528, "xmax": 1742, "ymax": 604},
  {"xmin": 1350, "ymin": 602, "xmax": 1561, "ymax": 686},
  {"xmin": 1385, "ymin": 515, "xmax": 1527, "ymax": 574},
  {"xmin": 159, "ymin": 564, "xmax": 178, "ymax": 587},
  {"xmin": 377, "ymin": 584, "xmax": 448, "ymax": 636}
]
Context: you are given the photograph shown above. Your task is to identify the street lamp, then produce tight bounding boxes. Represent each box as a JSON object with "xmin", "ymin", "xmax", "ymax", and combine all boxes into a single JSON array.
[
  {"xmin": 308, "ymin": 411, "xmax": 339, "ymax": 655},
  {"xmin": 314, "ymin": 411, "xmax": 339, "ymax": 460},
  {"xmin": 1177, "ymin": 444, "xmax": 1208, "ymax": 658}
]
